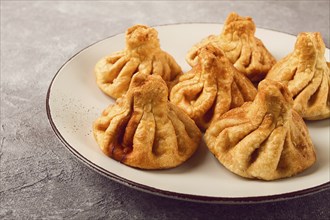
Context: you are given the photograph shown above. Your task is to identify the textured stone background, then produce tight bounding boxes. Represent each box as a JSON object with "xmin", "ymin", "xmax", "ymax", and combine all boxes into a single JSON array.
[{"xmin": 1, "ymin": 1, "xmax": 329, "ymax": 219}]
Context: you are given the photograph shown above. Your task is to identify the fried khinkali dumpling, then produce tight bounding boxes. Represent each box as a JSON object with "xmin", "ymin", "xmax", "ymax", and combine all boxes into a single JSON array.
[
  {"xmin": 93, "ymin": 73, "xmax": 202, "ymax": 169},
  {"xmin": 204, "ymin": 79, "xmax": 316, "ymax": 180},
  {"xmin": 266, "ymin": 32, "xmax": 330, "ymax": 120},
  {"xmin": 186, "ymin": 12, "xmax": 276, "ymax": 83},
  {"xmin": 170, "ymin": 44, "xmax": 257, "ymax": 131},
  {"xmin": 95, "ymin": 24, "xmax": 182, "ymax": 99}
]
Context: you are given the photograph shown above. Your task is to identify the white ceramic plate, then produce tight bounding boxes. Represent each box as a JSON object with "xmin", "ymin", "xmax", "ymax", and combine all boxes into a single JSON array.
[{"xmin": 47, "ymin": 23, "xmax": 330, "ymax": 203}]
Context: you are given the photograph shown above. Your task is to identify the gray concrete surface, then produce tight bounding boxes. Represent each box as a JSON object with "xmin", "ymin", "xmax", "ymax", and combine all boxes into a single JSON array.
[{"xmin": 1, "ymin": 1, "xmax": 329, "ymax": 219}]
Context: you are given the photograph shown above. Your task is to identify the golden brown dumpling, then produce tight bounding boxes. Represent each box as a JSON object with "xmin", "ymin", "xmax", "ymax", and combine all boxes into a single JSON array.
[
  {"xmin": 95, "ymin": 24, "xmax": 182, "ymax": 99},
  {"xmin": 170, "ymin": 44, "xmax": 257, "ymax": 131},
  {"xmin": 204, "ymin": 79, "xmax": 316, "ymax": 181},
  {"xmin": 266, "ymin": 32, "xmax": 330, "ymax": 120},
  {"xmin": 186, "ymin": 12, "xmax": 276, "ymax": 83},
  {"xmin": 93, "ymin": 73, "xmax": 202, "ymax": 169}
]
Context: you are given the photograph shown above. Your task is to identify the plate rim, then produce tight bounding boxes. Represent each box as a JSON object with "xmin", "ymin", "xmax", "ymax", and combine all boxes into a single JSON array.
[{"xmin": 46, "ymin": 22, "xmax": 330, "ymax": 204}]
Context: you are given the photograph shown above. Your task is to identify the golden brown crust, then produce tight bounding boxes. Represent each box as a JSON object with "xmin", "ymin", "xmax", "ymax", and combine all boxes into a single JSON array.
[
  {"xmin": 93, "ymin": 73, "xmax": 202, "ymax": 169},
  {"xmin": 186, "ymin": 12, "xmax": 276, "ymax": 83},
  {"xmin": 95, "ymin": 25, "xmax": 182, "ymax": 99},
  {"xmin": 170, "ymin": 44, "xmax": 257, "ymax": 131},
  {"xmin": 267, "ymin": 32, "xmax": 330, "ymax": 120},
  {"xmin": 204, "ymin": 79, "xmax": 316, "ymax": 180}
]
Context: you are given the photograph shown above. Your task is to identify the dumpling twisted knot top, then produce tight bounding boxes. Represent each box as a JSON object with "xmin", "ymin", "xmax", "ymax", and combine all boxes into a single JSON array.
[
  {"xmin": 95, "ymin": 25, "xmax": 182, "ymax": 99},
  {"xmin": 266, "ymin": 32, "xmax": 330, "ymax": 120},
  {"xmin": 93, "ymin": 73, "xmax": 202, "ymax": 169},
  {"xmin": 170, "ymin": 44, "xmax": 257, "ymax": 131},
  {"xmin": 186, "ymin": 12, "xmax": 276, "ymax": 83},
  {"xmin": 204, "ymin": 79, "xmax": 316, "ymax": 180}
]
